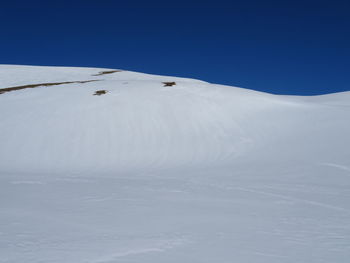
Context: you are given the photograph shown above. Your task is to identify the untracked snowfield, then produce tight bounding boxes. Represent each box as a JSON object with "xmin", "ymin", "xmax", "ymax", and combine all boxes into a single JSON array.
[{"xmin": 0, "ymin": 65, "xmax": 349, "ymax": 262}]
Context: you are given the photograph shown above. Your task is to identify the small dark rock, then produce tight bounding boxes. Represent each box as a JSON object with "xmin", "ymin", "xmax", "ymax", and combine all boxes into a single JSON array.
[
  {"xmin": 162, "ymin": 82, "xmax": 176, "ymax": 87},
  {"xmin": 93, "ymin": 90, "xmax": 108, "ymax": 96}
]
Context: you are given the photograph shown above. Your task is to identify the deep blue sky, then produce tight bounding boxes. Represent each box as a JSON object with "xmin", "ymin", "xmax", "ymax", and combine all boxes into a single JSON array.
[{"xmin": 1, "ymin": 0, "xmax": 349, "ymax": 95}]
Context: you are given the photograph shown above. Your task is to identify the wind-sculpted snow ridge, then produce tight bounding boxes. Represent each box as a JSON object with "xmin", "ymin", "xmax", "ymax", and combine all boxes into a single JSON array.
[{"xmin": 0, "ymin": 65, "xmax": 349, "ymax": 263}]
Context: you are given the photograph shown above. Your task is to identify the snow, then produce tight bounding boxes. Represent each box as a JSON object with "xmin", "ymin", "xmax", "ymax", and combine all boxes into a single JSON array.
[{"xmin": 0, "ymin": 65, "xmax": 349, "ymax": 262}]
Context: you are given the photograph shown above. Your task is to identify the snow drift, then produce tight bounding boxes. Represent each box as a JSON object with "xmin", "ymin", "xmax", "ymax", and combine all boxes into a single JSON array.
[{"xmin": 0, "ymin": 65, "xmax": 349, "ymax": 263}]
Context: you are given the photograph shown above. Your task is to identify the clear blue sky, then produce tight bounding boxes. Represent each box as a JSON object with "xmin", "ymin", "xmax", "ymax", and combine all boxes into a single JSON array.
[{"xmin": 1, "ymin": 0, "xmax": 349, "ymax": 95}]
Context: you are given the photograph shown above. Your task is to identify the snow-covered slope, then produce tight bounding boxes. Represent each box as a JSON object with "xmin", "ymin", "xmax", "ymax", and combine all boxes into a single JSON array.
[{"xmin": 1, "ymin": 65, "xmax": 349, "ymax": 263}]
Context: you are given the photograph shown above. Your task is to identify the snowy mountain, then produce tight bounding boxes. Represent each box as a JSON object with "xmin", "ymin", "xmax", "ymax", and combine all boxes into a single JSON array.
[{"xmin": 1, "ymin": 65, "xmax": 349, "ymax": 262}]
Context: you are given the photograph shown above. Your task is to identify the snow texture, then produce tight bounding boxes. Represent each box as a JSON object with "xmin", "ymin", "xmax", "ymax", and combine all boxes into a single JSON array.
[{"xmin": 0, "ymin": 65, "xmax": 349, "ymax": 262}]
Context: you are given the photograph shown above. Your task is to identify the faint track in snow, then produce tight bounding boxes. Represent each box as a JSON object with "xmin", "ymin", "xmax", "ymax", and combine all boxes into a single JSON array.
[
  {"xmin": 321, "ymin": 162, "xmax": 350, "ymax": 176},
  {"xmin": 226, "ymin": 186, "xmax": 350, "ymax": 214},
  {"xmin": 191, "ymin": 180, "xmax": 350, "ymax": 214},
  {"xmin": 91, "ymin": 236, "xmax": 191, "ymax": 263},
  {"xmin": 93, "ymin": 248, "xmax": 164, "ymax": 262}
]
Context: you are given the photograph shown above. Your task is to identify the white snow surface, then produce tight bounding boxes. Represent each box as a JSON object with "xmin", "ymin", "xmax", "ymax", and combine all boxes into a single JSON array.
[{"xmin": 0, "ymin": 65, "xmax": 349, "ymax": 262}]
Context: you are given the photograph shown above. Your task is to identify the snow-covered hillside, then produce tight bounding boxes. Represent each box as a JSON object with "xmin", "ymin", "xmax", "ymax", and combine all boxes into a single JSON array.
[{"xmin": 1, "ymin": 65, "xmax": 349, "ymax": 262}]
